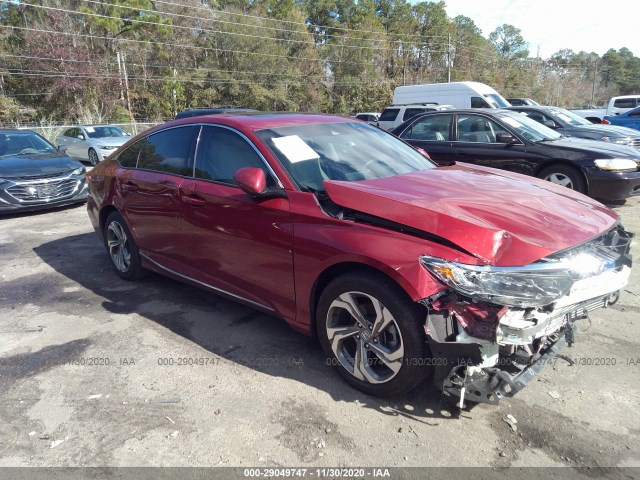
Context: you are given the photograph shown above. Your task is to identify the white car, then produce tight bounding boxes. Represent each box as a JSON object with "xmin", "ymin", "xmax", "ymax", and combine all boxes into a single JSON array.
[{"xmin": 56, "ymin": 125, "xmax": 132, "ymax": 165}]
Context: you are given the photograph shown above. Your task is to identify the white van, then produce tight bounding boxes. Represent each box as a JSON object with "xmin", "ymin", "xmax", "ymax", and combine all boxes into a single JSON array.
[{"xmin": 392, "ymin": 81, "xmax": 511, "ymax": 110}]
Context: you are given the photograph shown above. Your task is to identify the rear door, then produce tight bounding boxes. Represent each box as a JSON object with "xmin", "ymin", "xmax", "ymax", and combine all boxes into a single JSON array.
[
  {"xmin": 178, "ymin": 125, "xmax": 295, "ymax": 317},
  {"xmin": 396, "ymin": 113, "xmax": 457, "ymax": 165},
  {"xmin": 118, "ymin": 125, "xmax": 199, "ymax": 269}
]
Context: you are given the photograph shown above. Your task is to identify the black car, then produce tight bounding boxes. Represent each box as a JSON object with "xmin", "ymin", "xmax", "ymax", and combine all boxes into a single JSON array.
[
  {"xmin": 0, "ymin": 129, "xmax": 87, "ymax": 214},
  {"xmin": 506, "ymin": 105, "xmax": 640, "ymax": 149},
  {"xmin": 390, "ymin": 109, "xmax": 640, "ymax": 201},
  {"xmin": 175, "ymin": 108, "xmax": 258, "ymax": 119}
]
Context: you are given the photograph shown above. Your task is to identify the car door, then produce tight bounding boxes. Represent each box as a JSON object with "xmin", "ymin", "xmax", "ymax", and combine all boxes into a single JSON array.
[
  {"xmin": 396, "ymin": 113, "xmax": 457, "ymax": 165},
  {"xmin": 453, "ymin": 113, "xmax": 531, "ymax": 173},
  {"xmin": 178, "ymin": 125, "xmax": 295, "ymax": 317},
  {"xmin": 117, "ymin": 125, "xmax": 199, "ymax": 270},
  {"xmin": 60, "ymin": 128, "xmax": 80, "ymax": 158}
]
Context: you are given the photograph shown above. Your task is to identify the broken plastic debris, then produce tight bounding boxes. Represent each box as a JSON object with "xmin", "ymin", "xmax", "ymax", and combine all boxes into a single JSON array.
[
  {"xmin": 165, "ymin": 416, "xmax": 175, "ymax": 424},
  {"xmin": 170, "ymin": 431, "xmax": 179, "ymax": 438},
  {"xmin": 87, "ymin": 394, "xmax": 102, "ymax": 400},
  {"xmin": 28, "ymin": 431, "xmax": 36, "ymax": 436},
  {"xmin": 150, "ymin": 395, "xmax": 181, "ymax": 404},
  {"xmin": 503, "ymin": 414, "xmax": 518, "ymax": 433},
  {"xmin": 50, "ymin": 439, "xmax": 64, "ymax": 449},
  {"xmin": 548, "ymin": 390, "xmax": 561, "ymax": 399}
]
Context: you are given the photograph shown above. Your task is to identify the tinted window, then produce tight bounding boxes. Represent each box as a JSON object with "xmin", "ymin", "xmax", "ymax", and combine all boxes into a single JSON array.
[
  {"xmin": 471, "ymin": 96, "xmax": 491, "ymax": 108},
  {"xmin": 403, "ymin": 108, "xmax": 429, "ymax": 121},
  {"xmin": 63, "ymin": 128, "xmax": 75, "ymax": 137},
  {"xmin": 116, "ymin": 138, "xmax": 147, "ymax": 168},
  {"xmin": 457, "ymin": 114, "xmax": 509, "ymax": 143},
  {"xmin": 401, "ymin": 114, "xmax": 452, "ymax": 141},
  {"xmin": 137, "ymin": 126, "xmax": 197, "ymax": 175},
  {"xmin": 379, "ymin": 108, "xmax": 400, "ymax": 122},
  {"xmin": 613, "ymin": 98, "xmax": 638, "ymax": 109},
  {"xmin": 195, "ymin": 126, "xmax": 275, "ymax": 186}
]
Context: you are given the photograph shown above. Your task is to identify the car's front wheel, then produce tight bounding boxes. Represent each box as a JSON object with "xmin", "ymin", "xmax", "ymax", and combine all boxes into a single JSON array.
[
  {"xmin": 538, "ymin": 164, "xmax": 586, "ymax": 193},
  {"xmin": 104, "ymin": 211, "xmax": 144, "ymax": 280},
  {"xmin": 88, "ymin": 148, "xmax": 99, "ymax": 166},
  {"xmin": 317, "ymin": 272, "xmax": 431, "ymax": 396}
]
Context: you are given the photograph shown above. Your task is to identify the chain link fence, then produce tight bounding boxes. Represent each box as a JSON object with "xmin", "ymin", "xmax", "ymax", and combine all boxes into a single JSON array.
[{"xmin": 0, "ymin": 121, "xmax": 170, "ymax": 142}]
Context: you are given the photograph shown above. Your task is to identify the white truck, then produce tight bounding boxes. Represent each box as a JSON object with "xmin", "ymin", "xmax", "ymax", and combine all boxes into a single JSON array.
[{"xmin": 570, "ymin": 95, "xmax": 640, "ymax": 124}]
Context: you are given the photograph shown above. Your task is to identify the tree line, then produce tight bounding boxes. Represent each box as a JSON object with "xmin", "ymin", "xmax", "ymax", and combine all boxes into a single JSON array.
[{"xmin": 1, "ymin": 0, "xmax": 639, "ymax": 124}]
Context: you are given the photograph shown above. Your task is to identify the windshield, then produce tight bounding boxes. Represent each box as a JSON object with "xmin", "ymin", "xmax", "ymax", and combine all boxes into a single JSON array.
[
  {"xmin": 549, "ymin": 108, "xmax": 592, "ymax": 126},
  {"xmin": 256, "ymin": 121, "xmax": 436, "ymax": 192},
  {"xmin": 0, "ymin": 132, "xmax": 58, "ymax": 157},
  {"xmin": 84, "ymin": 126, "xmax": 128, "ymax": 139},
  {"xmin": 484, "ymin": 93, "xmax": 511, "ymax": 108},
  {"xmin": 496, "ymin": 111, "xmax": 562, "ymax": 142}
]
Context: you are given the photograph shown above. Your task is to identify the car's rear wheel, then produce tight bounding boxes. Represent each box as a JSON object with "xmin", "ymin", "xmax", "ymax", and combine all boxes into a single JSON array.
[
  {"xmin": 538, "ymin": 164, "xmax": 586, "ymax": 193},
  {"xmin": 317, "ymin": 272, "xmax": 431, "ymax": 397},
  {"xmin": 88, "ymin": 148, "xmax": 99, "ymax": 166},
  {"xmin": 104, "ymin": 211, "xmax": 144, "ymax": 280}
]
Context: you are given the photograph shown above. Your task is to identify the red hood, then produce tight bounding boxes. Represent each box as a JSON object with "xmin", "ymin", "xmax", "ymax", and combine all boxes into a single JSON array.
[{"xmin": 324, "ymin": 164, "xmax": 618, "ymax": 266}]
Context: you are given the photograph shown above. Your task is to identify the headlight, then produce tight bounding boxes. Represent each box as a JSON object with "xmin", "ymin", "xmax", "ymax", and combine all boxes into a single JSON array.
[
  {"xmin": 594, "ymin": 159, "xmax": 638, "ymax": 171},
  {"xmin": 97, "ymin": 145, "xmax": 118, "ymax": 150},
  {"xmin": 601, "ymin": 136, "xmax": 631, "ymax": 145},
  {"xmin": 420, "ymin": 256, "xmax": 576, "ymax": 307},
  {"xmin": 71, "ymin": 166, "xmax": 86, "ymax": 175}
]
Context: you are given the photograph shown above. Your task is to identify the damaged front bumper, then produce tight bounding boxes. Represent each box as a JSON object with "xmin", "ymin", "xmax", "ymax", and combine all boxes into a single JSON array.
[{"xmin": 420, "ymin": 225, "xmax": 632, "ymax": 405}]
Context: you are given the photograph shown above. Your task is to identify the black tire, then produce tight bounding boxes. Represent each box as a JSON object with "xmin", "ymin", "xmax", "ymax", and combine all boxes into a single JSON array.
[
  {"xmin": 317, "ymin": 271, "xmax": 432, "ymax": 397},
  {"xmin": 88, "ymin": 148, "xmax": 99, "ymax": 166},
  {"xmin": 104, "ymin": 211, "xmax": 144, "ymax": 281},
  {"xmin": 537, "ymin": 164, "xmax": 586, "ymax": 193}
]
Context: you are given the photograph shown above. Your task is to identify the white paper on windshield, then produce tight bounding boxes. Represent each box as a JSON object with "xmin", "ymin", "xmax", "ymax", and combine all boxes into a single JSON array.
[
  {"xmin": 85, "ymin": 126, "xmax": 95, "ymax": 133},
  {"xmin": 272, "ymin": 135, "xmax": 319, "ymax": 163}
]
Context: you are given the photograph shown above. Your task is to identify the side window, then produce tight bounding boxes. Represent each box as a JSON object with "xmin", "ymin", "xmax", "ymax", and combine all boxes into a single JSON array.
[
  {"xmin": 523, "ymin": 111, "xmax": 547, "ymax": 124},
  {"xmin": 195, "ymin": 126, "xmax": 275, "ymax": 187},
  {"xmin": 116, "ymin": 137, "xmax": 147, "ymax": 168},
  {"xmin": 471, "ymin": 96, "xmax": 490, "ymax": 108},
  {"xmin": 401, "ymin": 115, "xmax": 452, "ymax": 141},
  {"xmin": 613, "ymin": 98, "xmax": 637, "ymax": 109},
  {"xmin": 457, "ymin": 115, "xmax": 508, "ymax": 143},
  {"xmin": 403, "ymin": 108, "xmax": 427, "ymax": 121},
  {"xmin": 63, "ymin": 128, "xmax": 74, "ymax": 137},
  {"xmin": 137, "ymin": 126, "xmax": 198, "ymax": 176},
  {"xmin": 378, "ymin": 108, "xmax": 399, "ymax": 122},
  {"xmin": 629, "ymin": 110, "xmax": 640, "ymax": 118}
]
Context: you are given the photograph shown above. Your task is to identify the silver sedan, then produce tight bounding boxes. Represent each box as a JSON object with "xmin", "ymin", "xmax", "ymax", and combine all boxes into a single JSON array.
[{"xmin": 56, "ymin": 125, "xmax": 132, "ymax": 165}]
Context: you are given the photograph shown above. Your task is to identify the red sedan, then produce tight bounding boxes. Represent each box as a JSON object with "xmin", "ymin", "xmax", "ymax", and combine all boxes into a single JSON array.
[{"xmin": 87, "ymin": 113, "xmax": 633, "ymax": 404}]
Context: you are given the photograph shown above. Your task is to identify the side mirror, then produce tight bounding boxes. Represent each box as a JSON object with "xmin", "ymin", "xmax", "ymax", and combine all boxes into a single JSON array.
[
  {"xmin": 57, "ymin": 145, "xmax": 68, "ymax": 152},
  {"xmin": 77, "ymin": 134, "xmax": 85, "ymax": 140},
  {"xmin": 414, "ymin": 147, "xmax": 432, "ymax": 160},
  {"xmin": 543, "ymin": 120, "xmax": 557, "ymax": 129},
  {"xmin": 496, "ymin": 132, "xmax": 519, "ymax": 144},
  {"xmin": 234, "ymin": 167, "xmax": 266, "ymax": 195}
]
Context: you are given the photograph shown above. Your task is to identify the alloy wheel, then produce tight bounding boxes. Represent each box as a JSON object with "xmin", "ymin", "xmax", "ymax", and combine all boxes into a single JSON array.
[
  {"xmin": 325, "ymin": 291, "xmax": 404, "ymax": 384},
  {"xmin": 544, "ymin": 172, "xmax": 574, "ymax": 189},
  {"xmin": 106, "ymin": 221, "xmax": 131, "ymax": 273},
  {"xmin": 89, "ymin": 149, "xmax": 99, "ymax": 166}
]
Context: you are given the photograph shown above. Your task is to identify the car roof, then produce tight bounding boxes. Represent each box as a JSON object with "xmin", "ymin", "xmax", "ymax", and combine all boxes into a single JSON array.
[
  {"xmin": 0, "ymin": 129, "xmax": 38, "ymax": 134},
  {"xmin": 159, "ymin": 112, "xmax": 357, "ymax": 132}
]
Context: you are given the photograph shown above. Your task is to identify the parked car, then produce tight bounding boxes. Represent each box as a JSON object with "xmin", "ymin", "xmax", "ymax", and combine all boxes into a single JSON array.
[
  {"xmin": 377, "ymin": 104, "xmax": 455, "ymax": 131},
  {"xmin": 0, "ymin": 129, "xmax": 87, "ymax": 214},
  {"xmin": 393, "ymin": 81, "xmax": 510, "ymax": 109},
  {"xmin": 506, "ymin": 98, "xmax": 540, "ymax": 106},
  {"xmin": 175, "ymin": 108, "xmax": 258, "ymax": 120},
  {"xmin": 354, "ymin": 112, "xmax": 379, "ymax": 123},
  {"xmin": 603, "ymin": 105, "xmax": 640, "ymax": 131},
  {"xmin": 87, "ymin": 113, "xmax": 632, "ymax": 404},
  {"xmin": 56, "ymin": 125, "xmax": 132, "ymax": 166},
  {"xmin": 570, "ymin": 95, "xmax": 640, "ymax": 124},
  {"xmin": 506, "ymin": 105, "xmax": 640, "ymax": 148},
  {"xmin": 390, "ymin": 109, "xmax": 640, "ymax": 201}
]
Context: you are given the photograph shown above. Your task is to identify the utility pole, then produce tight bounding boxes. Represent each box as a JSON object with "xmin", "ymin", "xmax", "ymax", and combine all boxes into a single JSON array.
[
  {"xmin": 172, "ymin": 68, "xmax": 177, "ymax": 119},
  {"xmin": 117, "ymin": 52, "xmax": 135, "ymax": 132},
  {"xmin": 447, "ymin": 33, "xmax": 451, "ymax": 83},
  {"xmin": 591, "ymin": 61, "xmax": 598, "ymax": 105}
]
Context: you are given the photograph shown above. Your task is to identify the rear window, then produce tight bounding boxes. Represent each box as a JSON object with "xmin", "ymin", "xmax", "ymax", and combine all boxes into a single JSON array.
[
  {"xmin": 379, "ymin": 108, "xmax": 400, "ymax": 122},
  {"xmin": 116, "ymin": 138, "xmax": 146, "ymax": 168},
  {"xmin": 137, "ymin": 126, "xmax": 198, "ymax": 175},
  {"xmin": 471, "ymin": 96, "xmax": 491, "ymax": 108}
]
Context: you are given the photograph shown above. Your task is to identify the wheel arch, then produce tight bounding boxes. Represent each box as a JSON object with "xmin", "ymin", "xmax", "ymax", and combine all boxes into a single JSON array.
[
  {"xmin": 533, "ymin": 160, "xmax": 589, "ymax": 191},
  {"xmin": 99, "ymin": 205, "xmax": 120, "ymax": 241},
  {"xmin": 308, "ymin": 262, "xmax": 421, "ymax": 339}
]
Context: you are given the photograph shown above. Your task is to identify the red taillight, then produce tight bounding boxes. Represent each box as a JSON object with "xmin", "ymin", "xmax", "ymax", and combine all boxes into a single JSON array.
[{"xmin": 602, "ymin": 118, "xmax": 611, "ymax": 125}]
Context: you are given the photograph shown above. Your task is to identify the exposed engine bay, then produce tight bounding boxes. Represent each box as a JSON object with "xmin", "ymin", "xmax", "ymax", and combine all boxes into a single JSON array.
[{"xmin": 420, "ymin": 225, "xmax": 633, "ymax": 405}]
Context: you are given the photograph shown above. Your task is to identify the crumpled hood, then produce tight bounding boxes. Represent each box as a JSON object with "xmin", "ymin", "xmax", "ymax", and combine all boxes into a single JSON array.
[
  {"xmin": 324, "ymin": 164, "xmax": 618, "ymax": 266},
  {"xmin": 0, "ymin": 153, "xmax": 82, "ymax": 178}
]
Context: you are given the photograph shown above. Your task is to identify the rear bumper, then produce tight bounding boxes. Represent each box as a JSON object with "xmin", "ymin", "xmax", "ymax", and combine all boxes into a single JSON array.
[{"xmin": 585, "ymin": 167, "xmax": 640, "ymax": 200}]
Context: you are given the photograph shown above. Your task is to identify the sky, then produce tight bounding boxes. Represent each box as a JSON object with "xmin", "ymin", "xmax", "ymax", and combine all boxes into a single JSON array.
[{"xmin": 439, "ymin": 0, "xmax": 639, "ymax": 59}]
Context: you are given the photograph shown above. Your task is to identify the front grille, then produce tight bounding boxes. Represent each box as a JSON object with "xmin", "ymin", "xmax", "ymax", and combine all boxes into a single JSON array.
[
  {"xmin": 566, "ymin": 294, "xmax": 613, "ymax": 321},
  {"xmin": 12, "ymin": 171, "xmax": 67, "ymax": 181},
  {"xmin": 630, "ymin": 138, "xmax": 640, "ymax": 147},
  {"xmin": 7, "ymin": 178, "xmax": 80, "ymax": 202}
]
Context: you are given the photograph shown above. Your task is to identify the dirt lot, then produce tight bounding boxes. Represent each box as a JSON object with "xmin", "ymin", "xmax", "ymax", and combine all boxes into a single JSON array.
[{"xmin": 1, "ymin": 194, "xmax": 639, "ymax": 475}]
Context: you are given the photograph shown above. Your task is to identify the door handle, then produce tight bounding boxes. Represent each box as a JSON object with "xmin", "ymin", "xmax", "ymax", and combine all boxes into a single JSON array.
[
  {"xmin": 182, "ymin": 195, "xmax": 205, "ymax": 207},
  {"xmin": 122, "ymin": 182, "xmax": 139, "ymax": 192},
  {"xmin": 160, "ymin": 180, "xmax": 178, "ymax": 188}
]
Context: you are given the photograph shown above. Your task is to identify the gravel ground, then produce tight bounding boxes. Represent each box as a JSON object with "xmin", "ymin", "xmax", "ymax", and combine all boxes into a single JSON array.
[{"xmin": 0, "ymin": 194, "xmax": 639, "ymax": 475}]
